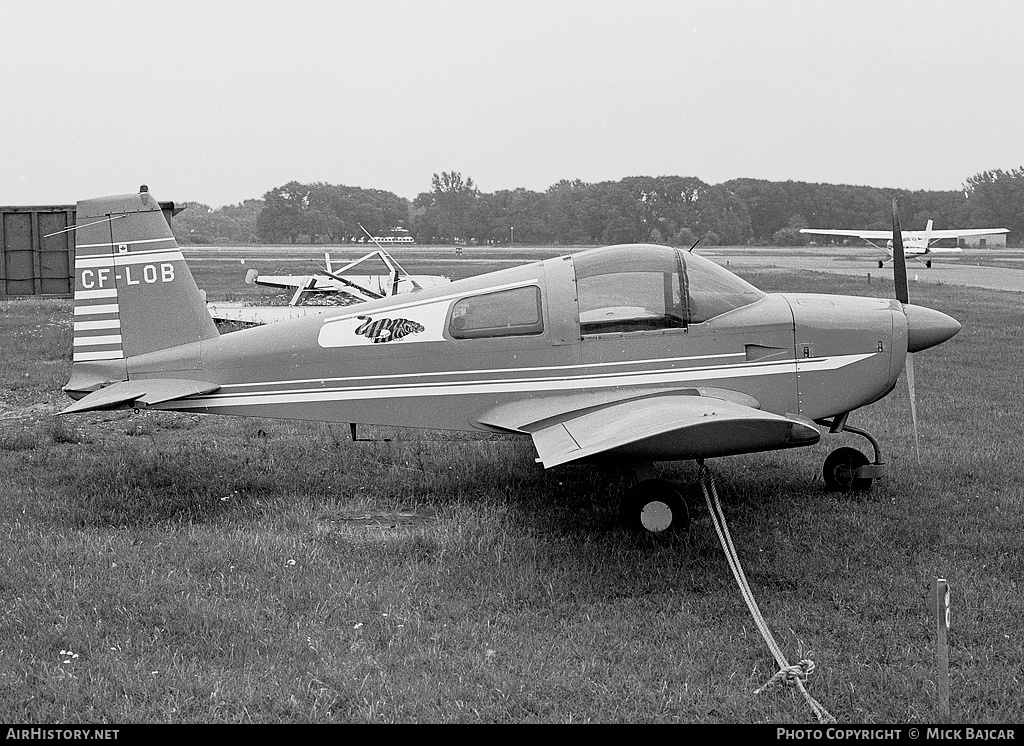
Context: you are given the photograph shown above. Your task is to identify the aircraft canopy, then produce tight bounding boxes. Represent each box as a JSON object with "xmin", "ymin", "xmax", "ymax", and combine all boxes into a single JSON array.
[{"xmin": 573, "ymin": 244, "xmax": 764, "ymax": 334}]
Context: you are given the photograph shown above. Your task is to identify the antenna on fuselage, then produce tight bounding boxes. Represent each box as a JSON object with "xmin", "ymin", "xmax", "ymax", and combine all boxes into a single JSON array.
[{"xmin": 688, "ymin": 239, "xmax": 700, "ymax": 253}]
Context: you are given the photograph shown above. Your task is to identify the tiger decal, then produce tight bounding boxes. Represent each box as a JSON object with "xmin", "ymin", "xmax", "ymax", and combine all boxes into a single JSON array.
[{"xmin": 354, "ymin": 315, "xmax": 425, "ymax": 344}]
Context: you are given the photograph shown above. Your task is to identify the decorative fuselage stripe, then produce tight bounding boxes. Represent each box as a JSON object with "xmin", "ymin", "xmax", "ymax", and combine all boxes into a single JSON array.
[
  {"xmin": 166, "ymin": 353, "xmax": 876, "ymax": 410},
  {"xmin": 213, "ymin": 352, "xmax": 748, "ymax": 391}
]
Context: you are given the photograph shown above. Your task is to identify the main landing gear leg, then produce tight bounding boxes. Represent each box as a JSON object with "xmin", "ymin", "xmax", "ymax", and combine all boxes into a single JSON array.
[
  {"xmin": 621, "ymin": 463, "xmax": 691, "ymax": 534},
  {"xmin": 819, "ymin": 413, "xmax": 887, "ymax": 492}
]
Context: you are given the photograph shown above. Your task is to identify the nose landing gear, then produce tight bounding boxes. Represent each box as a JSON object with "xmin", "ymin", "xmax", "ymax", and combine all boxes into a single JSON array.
[
  {"xmin": 818, "ymin": 414, "xmax": 886, "ymax": 492},
  {"xmin": 823, "ymin": 446, "xmax": 873, "ymax": 491}
]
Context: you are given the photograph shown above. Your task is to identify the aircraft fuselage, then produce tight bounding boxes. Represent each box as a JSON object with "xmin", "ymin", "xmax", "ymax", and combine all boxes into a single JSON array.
[{"xmin": 124, "ymin": 247, "xmax": 906, "ymax": 434}]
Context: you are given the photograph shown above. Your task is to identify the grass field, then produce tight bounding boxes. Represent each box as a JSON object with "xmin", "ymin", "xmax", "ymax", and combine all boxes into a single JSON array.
[{"xmin": 0, "ymin": 247, "xmax": 1021, "ymax": 724}]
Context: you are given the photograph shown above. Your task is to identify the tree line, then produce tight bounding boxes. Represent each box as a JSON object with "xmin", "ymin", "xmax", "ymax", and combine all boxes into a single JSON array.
[{"xmin": 170, "ymin": 167, "xmax": 1024, "ymax": 247}]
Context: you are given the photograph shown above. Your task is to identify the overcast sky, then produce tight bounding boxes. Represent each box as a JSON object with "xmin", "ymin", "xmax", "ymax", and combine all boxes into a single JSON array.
[{"xmin": 3, "ymin": 0, "xmax": 1023, "ymax": 208}]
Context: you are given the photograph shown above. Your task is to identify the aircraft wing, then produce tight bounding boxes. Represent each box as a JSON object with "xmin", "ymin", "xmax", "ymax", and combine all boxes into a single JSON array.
[
  {"xmin": 249, "ymin": 274, "xmax": 341, "ymax": 292},
  {"xmin": 800, "ymin": 228, "xmax": 1008, "ymax": 239},
  {"xmin": 482, "ymin": 392, "xmax": 820, "ymax": 468},
  {"xmin": 61, "ymin": 379, "xmax": 221, "ymax": 414},
  {"xmin": 247, "ymin": 273, "xmax": 308, "ymax": 290},
  {"xmin": 799, "ymin": 228, "xmax": 892, "ymax": 239},
  {"xmin": 208, "ymin": 302, "xmax": 335, "ymax": 325}
]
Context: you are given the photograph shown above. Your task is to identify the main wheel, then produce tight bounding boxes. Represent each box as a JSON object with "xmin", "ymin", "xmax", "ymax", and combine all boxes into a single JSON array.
[
  {"xmin": 823, "ymin": 447, "xmax": 873, "ymax": 492},
  {"xmin": 622, "ymin": 478, "xmax": 690, "ymax": 534},
  {"xmin": 878, "ymin": 260, "xmax": 884, "ymax": 269},
  {"xmin": 926, "ymin": 259, "xmax": 932, "ymax": 268}
]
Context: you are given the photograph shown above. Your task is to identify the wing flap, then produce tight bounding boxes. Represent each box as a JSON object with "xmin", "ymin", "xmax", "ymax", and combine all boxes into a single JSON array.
[
  {"xmin": 61, "ymin": 378, "xmax": 221, "ymax": 414},
  {"xmin": 529, "ymin": 394, "xmax": 819, "ymax": 468}
]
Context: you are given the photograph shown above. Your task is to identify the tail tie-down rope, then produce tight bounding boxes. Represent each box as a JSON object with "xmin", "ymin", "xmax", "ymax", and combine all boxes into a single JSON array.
[{"xmin": 697, "ymin": 460, "xmax": 836, "ymax": 725}]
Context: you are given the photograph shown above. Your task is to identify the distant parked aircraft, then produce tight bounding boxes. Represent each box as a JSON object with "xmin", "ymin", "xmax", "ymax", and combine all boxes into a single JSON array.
[
  {"xmin": 207, "ymin": 248, "xmax": 451, "ymax": 325},
  {"xmin": 800, "ymin": 221, "xmax": 1009, "ymax": 267}
]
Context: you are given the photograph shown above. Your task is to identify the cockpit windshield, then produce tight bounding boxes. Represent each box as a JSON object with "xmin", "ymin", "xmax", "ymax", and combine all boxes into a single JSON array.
[
  {"xmin": 681, "ymin": 248, "xmax": 765, "ymax": 323},
  {"xmin": 573, "ymin": 244, "xmax": 764, "ymax": 335}
]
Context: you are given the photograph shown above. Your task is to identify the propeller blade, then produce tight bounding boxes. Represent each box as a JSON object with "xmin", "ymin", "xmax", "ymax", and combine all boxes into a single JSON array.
[
  {"xmin": 893, "ymin": 198, "xmax": 919, "ymax": 462},
  {"xmin": 905, "ymin": 352, "xmax": 921, "ymax": 464},
  {"xmin": 892, "ymin": 198, "xmax": 909, "ymax": 304}
]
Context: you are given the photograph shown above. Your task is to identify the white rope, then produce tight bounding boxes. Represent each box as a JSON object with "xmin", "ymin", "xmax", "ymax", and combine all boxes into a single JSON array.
[{"xmin": 697, "ymin": 460, "xmax": 836, "ymax": 724}]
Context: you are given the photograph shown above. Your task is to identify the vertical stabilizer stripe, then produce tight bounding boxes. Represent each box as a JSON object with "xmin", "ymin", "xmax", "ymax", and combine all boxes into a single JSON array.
[
  {"xmin": 74, "ymin": 303, "xmax": 119, "ymax": 316},
  {"xmin": 74, "ymin": 289, "xmax": 118, "ymax": 300},
  {"xmin": 73, "ymin": 350, "xmax": 125, "ymax": 362}
]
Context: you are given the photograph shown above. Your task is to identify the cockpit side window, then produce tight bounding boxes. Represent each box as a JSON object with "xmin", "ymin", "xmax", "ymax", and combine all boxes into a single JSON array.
[{"xmin": 449, "ymin": 285, "xmax": 544, "ymax": 339}]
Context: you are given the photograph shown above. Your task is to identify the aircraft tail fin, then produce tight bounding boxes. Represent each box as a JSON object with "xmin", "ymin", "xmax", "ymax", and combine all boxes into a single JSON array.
[{"xmin": 65, "ymin": 186, "xmax": 219, "ymax": 397}]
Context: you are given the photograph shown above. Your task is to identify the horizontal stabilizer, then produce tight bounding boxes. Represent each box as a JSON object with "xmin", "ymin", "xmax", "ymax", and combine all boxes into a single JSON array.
[{"xmin": 61, "ymin": 378, "xmax": 220, "ymax": 414}]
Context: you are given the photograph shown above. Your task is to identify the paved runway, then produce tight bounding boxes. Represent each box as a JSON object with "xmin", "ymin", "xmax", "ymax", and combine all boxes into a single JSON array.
[{"xmin": 704, "ymin": 247, "xmax": 1024, "ymax": 294}]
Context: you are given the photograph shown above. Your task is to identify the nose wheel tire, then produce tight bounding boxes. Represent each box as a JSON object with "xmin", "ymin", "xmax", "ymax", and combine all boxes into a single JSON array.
[
  {"xmin": 823, "ymin": 447, "xmax": 873, "ymax": 492},
  {"xmin": 622, "ymin": 478, "xmax": 690, "ymax": 534}
]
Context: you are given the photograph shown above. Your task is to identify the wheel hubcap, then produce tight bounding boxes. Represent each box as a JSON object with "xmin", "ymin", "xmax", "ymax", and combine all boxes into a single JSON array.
[{"xmin": 640, "ymin": 500, "xmax": 673, "ymax": 532}]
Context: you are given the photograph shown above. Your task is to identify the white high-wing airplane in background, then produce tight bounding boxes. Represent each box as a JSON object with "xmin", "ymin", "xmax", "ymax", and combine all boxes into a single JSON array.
[{"xmin": 800, "ymin": 221, "xmax": 1009, "ymax": 268}]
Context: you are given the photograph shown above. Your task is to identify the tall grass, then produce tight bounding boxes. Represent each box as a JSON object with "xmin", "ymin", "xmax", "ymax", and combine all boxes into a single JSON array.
[{"xmin": 0, "ymin": 256, "xmax": 1020, "ymax": 723}]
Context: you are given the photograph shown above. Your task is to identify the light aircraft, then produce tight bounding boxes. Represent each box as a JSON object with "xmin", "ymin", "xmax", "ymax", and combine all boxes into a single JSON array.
[
  {"xmin": 62, "ymin": 187, "xmax": 961, "ymax": 534},
  {"xmin": 800, "ymin": 221, "xmax": 1008, "ymax": 268},
  {"xmin": 246, "ymin": 247, "xmax": 451, "ymax": 303},
  {"xmin": 208, "ymin": 247, "xmax": 452, "ymax": 325}
]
